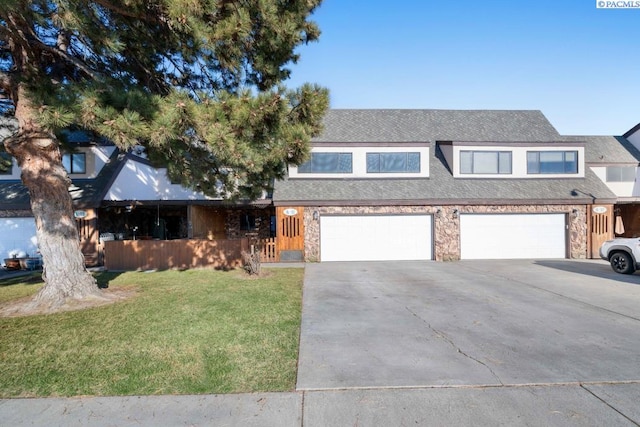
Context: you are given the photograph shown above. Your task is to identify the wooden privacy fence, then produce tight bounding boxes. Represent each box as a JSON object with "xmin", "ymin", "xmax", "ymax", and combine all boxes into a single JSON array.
[{"xmin": 104, "ymin": 239, "xmax": 249, "ymax": 271}]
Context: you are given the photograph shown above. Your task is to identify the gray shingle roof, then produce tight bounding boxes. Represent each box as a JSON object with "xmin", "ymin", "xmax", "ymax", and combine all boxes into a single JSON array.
[
  {"xmin": 313, "ymin": 109, "xmax": 561, "ymax": 143},
  {"xmin": 0, "ymin": 116, "xmax": 17, "ymax": 141},
  {"xmin": 274, "ymin": 110, "xmax": 617, "ymax": 205},
  {"xmin": 0, "ymin": 149, "xmax": 123, "ymax": 210},
  {"xmin": 564, "ymin": 135, "xmax": 640, "ymax": 164}
]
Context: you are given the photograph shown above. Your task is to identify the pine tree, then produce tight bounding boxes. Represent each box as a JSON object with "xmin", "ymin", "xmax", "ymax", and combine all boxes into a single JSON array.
[{"xmin": 0, "ymin": 0, "xmax": 329, "ymax": 312}]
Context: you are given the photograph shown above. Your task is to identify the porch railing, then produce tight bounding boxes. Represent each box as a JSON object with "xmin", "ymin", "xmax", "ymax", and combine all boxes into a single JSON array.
[{"xmin": 260, "ymin": 238, "xmax": 278, "ymax": 263}]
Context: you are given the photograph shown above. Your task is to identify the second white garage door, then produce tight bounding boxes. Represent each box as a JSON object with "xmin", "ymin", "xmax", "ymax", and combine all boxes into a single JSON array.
[
  {"xmin": 320, "ymin": 215, "xmax": 432, "ymax": 262},
  {"xmin": 460, "ymin": 213, "xmax": 566, "ymax": 259}
]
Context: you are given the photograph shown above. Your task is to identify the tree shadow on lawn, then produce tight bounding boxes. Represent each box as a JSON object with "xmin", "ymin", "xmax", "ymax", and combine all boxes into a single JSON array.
[
  {"xmin": 0, "ymin": 271, "xmax": 44, "ymax": 287},
  {"xmin": 0, "ymin": 271, "xmax": 132, "ymax": 318},
  {"xmin": 0, "ymin": 270, "xmax": 125, "ymax": 288},
  {"xmin": 535, "ymin": 260, "xmax": 640, "ymax": 285}
]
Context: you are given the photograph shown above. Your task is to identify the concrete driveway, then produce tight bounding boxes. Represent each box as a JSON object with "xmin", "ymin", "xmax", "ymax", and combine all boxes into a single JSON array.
[{"xmin": 297, "ymin": 259, "xmax": 640, "ymax": 390}]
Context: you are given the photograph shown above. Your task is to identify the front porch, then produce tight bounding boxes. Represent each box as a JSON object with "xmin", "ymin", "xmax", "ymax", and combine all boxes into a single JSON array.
[{"xmin": 83, "ymin": 204, "xmax": 304, "ymax": 270}]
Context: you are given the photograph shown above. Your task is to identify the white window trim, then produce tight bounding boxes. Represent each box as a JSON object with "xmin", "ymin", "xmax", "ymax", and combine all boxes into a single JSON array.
[
  {"xmin": 289, "ymin": 146, "xmax": 430, "ymax": 178},
  {"xmin": 452, "ymin": 145, "xmax": 585, "ymax": 178}
]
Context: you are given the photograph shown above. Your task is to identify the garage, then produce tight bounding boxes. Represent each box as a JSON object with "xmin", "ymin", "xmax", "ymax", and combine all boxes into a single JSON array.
[
  {"xmin": 460, "ymin": 213, "xmax": 566, "ymax": 259},
  {"xmin": 320, "ymin": 214, "xmax": 432, "ymax": 261},
  {"xmin": 0, "ymin": 217, "xmax": 38, "ymax": 259}
]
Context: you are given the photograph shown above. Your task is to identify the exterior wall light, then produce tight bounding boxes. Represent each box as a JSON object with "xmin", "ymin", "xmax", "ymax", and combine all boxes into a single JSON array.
[
  {"xmin": 452, "ymin": 209, "xmax": 459, "ymax": 219},
  {"xmin": 313, "ymin": 210, "xmax": 319, "ymax": 221}
]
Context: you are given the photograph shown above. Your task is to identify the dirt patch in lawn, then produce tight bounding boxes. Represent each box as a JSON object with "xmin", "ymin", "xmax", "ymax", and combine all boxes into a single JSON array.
[{"xmin": 0, "ymin": 288, "xmax": 137, "ymax": 318}]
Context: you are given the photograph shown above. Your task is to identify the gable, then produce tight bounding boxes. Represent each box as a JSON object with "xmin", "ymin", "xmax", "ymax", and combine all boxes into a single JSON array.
[{"xmin": 104, "ymin": 157, "xmax": 216, "ymax": 202}]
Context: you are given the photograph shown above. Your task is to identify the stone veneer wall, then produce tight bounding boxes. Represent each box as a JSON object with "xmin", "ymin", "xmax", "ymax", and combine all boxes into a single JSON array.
[{"xmin": 303, "ymin": 205, "xmax": 587, "ymax": 262}]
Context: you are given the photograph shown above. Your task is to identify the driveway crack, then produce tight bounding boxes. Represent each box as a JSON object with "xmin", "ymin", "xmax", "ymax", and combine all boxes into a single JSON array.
[
  {"xmin": 580, "ymin": 384, "xmax": 640, "ymax": 426},
  {"xmin": 405, "ymin": 306, "xmax": 504, "ymax": 386}
]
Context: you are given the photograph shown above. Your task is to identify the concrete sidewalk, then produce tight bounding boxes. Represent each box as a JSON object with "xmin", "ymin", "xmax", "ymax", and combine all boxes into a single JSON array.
[{"xmin": 2, "ymin": 383, "xmax": 640, "ymax": 426}]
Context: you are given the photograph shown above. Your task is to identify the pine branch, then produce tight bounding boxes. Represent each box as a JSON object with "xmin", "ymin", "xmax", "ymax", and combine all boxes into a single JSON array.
[
  {"xmin": 92, "ymin": 0, "xmax": 161, "ymax": 23},
  {"xmin": 15, "ymin": 20, "xmax": 98, "ymax": 80}
]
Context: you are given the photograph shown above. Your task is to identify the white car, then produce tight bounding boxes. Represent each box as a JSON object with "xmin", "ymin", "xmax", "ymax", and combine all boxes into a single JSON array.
[{"xmin": 599, "ymin": 238, "xmax": 640, "ymax": 274}]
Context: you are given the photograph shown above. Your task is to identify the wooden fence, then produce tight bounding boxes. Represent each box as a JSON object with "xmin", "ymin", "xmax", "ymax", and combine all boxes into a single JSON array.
[
  {"xmin": 104, "ymin": 239, "xmax": 249, "ymax": 271},
  {"xmin": 260, "ymin": 238, "xmax": 278, "ymax": 263}
]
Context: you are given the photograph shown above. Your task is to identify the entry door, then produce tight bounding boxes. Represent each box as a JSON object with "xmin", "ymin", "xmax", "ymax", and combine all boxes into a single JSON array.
[
  {"xmin": 589, "ymin": 205, "xmax": 613, "ymax": 258},
  {"xmin": 276, "ymin": 207, "xmax": 305, "ymax": 261}
]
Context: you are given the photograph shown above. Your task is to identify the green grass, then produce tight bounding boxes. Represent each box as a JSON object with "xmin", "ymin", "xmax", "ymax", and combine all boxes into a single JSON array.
[{"xmin": 0, "ymin": 268, "xmax": 303, "ymax": 397}]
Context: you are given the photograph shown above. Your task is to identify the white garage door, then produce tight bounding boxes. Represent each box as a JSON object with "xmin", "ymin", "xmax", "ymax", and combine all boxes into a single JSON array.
[
  {"xmin": 320, "ymin": 215, "xmax": 432, "ymax": 262},
  {"xmin": 460, "ymin": 213, "xmax": 566, "ymax": 259},
  {"xmin": 0, "ymin": 218, "xmax": 38, "ymax": 259}
]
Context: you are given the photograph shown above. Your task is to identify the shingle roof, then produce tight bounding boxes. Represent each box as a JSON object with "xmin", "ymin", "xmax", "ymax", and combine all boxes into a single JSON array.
[
  {"xmin": 274, "ymin": 109, "xmax": 617, "ymax": 205},
  {"xmin": 0, "ymin": 116, "xmax": 17, "ymax": 141},
  {"xmin": 313, "ymin": 109, "xmax": 561, "ymax": 143},
  {"xmin": 564, "ymin": 135, "xmax": 640, "ymax": 164},
  {"xmin": 0, "ymin": 149, "xmax": 124, "ymax": 210}
]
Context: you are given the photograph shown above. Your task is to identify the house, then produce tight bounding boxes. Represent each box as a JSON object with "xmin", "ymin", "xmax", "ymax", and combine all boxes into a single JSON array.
[
  {"xmin": 273, "ymin": 109, "xmax": 621, "ymax": 262},
  {"xmin": 570, "ymin": 127, "xmax": 640, "ymax": 239},
  {"xmin": 1, "ymin": 109, "xmax": 638, "ymax": 269},
  {"xmin": 0, "ymin": 124, "xmax": 274, "ymax": 270}
]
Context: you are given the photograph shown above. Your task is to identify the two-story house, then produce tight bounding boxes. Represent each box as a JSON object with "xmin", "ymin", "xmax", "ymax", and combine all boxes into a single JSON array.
[{"xmin": 273, "ymin": 109, "xmax": 618, "ymax": 262}]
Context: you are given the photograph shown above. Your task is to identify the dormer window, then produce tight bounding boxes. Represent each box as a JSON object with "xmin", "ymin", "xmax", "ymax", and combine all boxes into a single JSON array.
[
  {"xmin": 460, "ymin": 151, "xmax": 512, "ymax": 174},
  {"xmin": 366, "ymin": 152, "xmax": 420, "ymax": 173},
  {"xmin": 298, "ymin": 152, "xmax": 353, "ymax": 174},
  {"xmin": 62, "ymin": 153, "xmax": 86, "ymax": 174},
  {"xmin": 606, "ymin": 166, "xmax": 636, "ymax": 182},
  {"xmin": 527, "ymin": 151, "xmax": 577, "ymax": 174}
]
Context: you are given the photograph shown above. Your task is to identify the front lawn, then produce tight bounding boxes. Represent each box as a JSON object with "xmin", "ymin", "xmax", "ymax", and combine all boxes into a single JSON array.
[{"xmin": 0, "ymin": 268, "xmax": 303, "ymax": 397}]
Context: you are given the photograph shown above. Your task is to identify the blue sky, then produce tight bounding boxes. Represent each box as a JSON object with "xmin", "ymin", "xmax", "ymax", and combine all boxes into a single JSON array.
[{"xmin": 285, "ymin": 0, "xmax": 640, "ymax": 136}]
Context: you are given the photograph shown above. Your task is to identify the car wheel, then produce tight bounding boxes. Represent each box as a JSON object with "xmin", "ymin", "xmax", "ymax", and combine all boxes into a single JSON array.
[{"xmin": 610, "ymin": 251, "xmax": 635, "ymax": 274}]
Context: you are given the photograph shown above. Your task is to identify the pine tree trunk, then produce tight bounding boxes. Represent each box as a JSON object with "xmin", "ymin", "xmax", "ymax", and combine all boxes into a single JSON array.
[{"xmin": 4, "ymin": 88, "xmax": 100, "ymax": 311}]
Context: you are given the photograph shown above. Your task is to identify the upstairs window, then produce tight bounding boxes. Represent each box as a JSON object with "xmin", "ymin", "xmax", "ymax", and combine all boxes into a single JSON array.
[
  {"xmin": 62, "ymin": 153, "xmax": 86, "ymax": 174},
  {"xmin": 606, "ymin": 166, "xmax": 636, "ymax": 182},
  {"xmin": 460, "ymin": 151, "xmax": 512, "ymax": 174},
  {"xmin": 527, "ymin": 151, "xmax": 577, "ymax": 174},
  {"xmin": 366, "ymin": 152, "xmax": 420, "ymax": 173},
  {"xmin": 0, "ymin": 152, "xmax": 13, "ymax": 175},
  {"xmin": 298, "ymin": 152, "xmax": 352, "ymax": 174}
]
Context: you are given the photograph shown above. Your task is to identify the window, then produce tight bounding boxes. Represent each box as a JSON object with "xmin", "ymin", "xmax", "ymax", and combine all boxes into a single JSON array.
[
  {"xmin": 298, "ymin": 152, "xmax": 352, "ymax": 174},
  {"xmin": 460, "ymin": 151, "xmax": 512, "ymax": 174},
  {"xmin": 62, "ymin": 153, "xmax": 86, "ymax": 174},
  {"xmin": 606, "ymin": 166, "xmax": 636, "ymax": 182},
  {"xmin": 240, "ymin": 214, "xmax": 256, "ymax": 231},
  {"xmin": 527, "ymin": 151, "xmax": 577, "ymax": 174},
  {"xmin": 366, "ymin": 152, "xmax": 420, "ymax": 173},
  {"xmin": 0, "ymin": 152, "xmax": 12, "ymax": 175}
]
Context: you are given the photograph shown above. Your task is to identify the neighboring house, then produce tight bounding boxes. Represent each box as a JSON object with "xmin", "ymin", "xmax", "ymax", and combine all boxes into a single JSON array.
[
  {"xmin": 0, "ymin": 124, "xmax": 273, "ymax": 270},
  {"xmin": 2, "ymin": 109, "xmax": 639, "ymax": 268},
  {"xmin": 568, "ymin": 125, "xmax": 640, "ymax": 239},
  {"xmin": 273, "ymin": 109, "xmax": 618, "ymax": 262}
]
